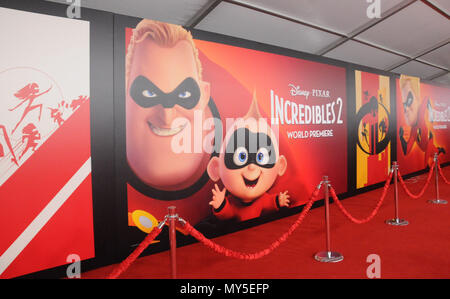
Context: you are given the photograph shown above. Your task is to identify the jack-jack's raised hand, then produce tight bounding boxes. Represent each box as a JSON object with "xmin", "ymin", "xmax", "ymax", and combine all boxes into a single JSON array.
[
  {"xmin": 278, "ymin": 190, "xmax": 290, "ymax": 207},
  {"xmin": 210, "ymin": 184, "xmax": 226, "ymax": 209}
]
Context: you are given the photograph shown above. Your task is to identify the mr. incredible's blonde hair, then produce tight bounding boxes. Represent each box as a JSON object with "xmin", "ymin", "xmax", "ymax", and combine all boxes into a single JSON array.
[
  {"xmin": 126, "ymin": 19, "xmax": 203, "ymax": 87},
  {"xmin": 399, "ymin": 74, "xmax": 420, "ymax": 102}
]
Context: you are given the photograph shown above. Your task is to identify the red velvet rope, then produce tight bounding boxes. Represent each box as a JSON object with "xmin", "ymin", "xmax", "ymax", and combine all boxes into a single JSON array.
[
  {"xmin": 108, "ymin": 226, "xmax": 162, "ymax": 279},
  {"xmin": 437, "ymin": 164, "xmax": 450, "ymax": 185},
  {"xmin": 397, "ymin": 162, "xmax": 435, "ymax": 199},
  {"xmin": 330, "ymin": 171, "xmax": 393, "ymax": 224},
  {"xmin": 181, "ymin": 187, "xmax": 321, "ymax": 260}
]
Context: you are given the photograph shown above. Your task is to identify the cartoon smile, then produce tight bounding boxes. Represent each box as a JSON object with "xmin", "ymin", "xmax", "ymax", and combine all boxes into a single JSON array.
[
  {"xmin": 243, "ymin": 176, "xmax": 259, "ymax": 189},
  {"xmin": 147, "ymin": 120, "xmax": 188, "ymax": 137}
]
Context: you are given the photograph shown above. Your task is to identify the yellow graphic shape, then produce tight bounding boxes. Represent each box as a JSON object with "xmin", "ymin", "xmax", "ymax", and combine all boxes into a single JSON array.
[
  {"xmin": 131, "ymin": 210, "xmax": 160, "ymax": 244},
  {"xmin": 356, "ymin": 71, "xmax": 390, "ymax": 189},
  {"xmin": 355, "ymin": 71, "xmax": 368, "ymax": 189}
]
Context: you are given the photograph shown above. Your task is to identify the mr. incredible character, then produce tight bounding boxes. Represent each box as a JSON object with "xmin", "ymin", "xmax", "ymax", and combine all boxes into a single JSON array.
[
  {"xmin": 125, "ymin": 19, "xmax": 219, "ymax": 233},
  {"xmin": 398, "ymin": 75, "xmax": 444, "ymax": 167},
  {"xmin": 206, "ymin": 93, "xmax": 289, "ymax": 222}
]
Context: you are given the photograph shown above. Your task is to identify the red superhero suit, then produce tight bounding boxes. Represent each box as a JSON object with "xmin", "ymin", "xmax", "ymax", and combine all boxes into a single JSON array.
[
  {"xmin": 49, "ymin": 106, "xmax": 64, "ymax": 127},
  {"xmin": 0, "ymin": 125, "xmax": 18, "ymax": 165},
  {"xmin": 399, "ymin": 98, "xmax": 439, "ymax": 167},
  {"xmin": 10, "ymin": 83, "xmax": 51, "ymax": 134},
  {"xmin": 20, "ymin": 123, "xmax": 41, "ymax": 159},
  {"xmin": 213, "ymin": 192, "xmax": 280, "ymax": 222}
]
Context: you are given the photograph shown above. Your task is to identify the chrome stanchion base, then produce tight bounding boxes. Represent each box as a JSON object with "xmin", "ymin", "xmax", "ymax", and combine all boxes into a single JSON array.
[
  {"xmin": 385, "ymin": 218, "xmax": 409, "ymax": 226},
  {"xmin": 314, "ymin": 251, "xmax": 344, "ymax": 263},
  {"xmin": 428, "ymin": 199, "xmax": 448, "ymax": 204}
]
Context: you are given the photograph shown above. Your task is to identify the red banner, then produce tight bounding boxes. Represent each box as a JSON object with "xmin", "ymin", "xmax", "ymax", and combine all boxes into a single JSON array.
[
  {"xmin": 397, "ymin": 75, "xmax": 450, "ymax": 174},
  {"xmin": 0, "ymin": 7, "xmax": 94, "ymax": 278},
  {"xmin": 354, "ymin": 70, "xmax": 392, "ymax": 189},
  {"xmin": 124, "ymin": 20, "xmax": 347, "ymax": 230}
]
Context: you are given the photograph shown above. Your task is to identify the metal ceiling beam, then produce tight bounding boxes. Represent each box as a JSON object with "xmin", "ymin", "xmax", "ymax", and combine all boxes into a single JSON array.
[
  {"xmin": 385, "ymin": 39, "xmax": 450, "ymax": 71},
  {"xmin": 185, "ymin": 0, "xmax": 223, "ymax": 29},
  {"xmin": 424, "ymin": 70, "xmax": 449, "ymax": 81},
  {"xmin": 421, "ymin": 0, "xmax": 450, "ymax": 19},
  {"xmin": 217, "ymin": 0, "xmax": 422, "ymax": 65},
  {"xmin": 217, "ymin": 0, "xmax": 447, "ymax": 78},
  {"xmin": 386, "ymin": 58, "xmax": 448, "ymax": 76},
  {"xmin": 317, "ymin": 0, "xmax": 417, "ymax": 56},
  {"xmin": 221, "ymin": 0, "xmax": 347, "ymax": 38}
]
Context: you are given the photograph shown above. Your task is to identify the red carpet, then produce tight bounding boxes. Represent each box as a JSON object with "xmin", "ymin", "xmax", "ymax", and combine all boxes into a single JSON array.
[{"xmin": 83, "ymin": 166, "xmax": 450, "ymax": 279}]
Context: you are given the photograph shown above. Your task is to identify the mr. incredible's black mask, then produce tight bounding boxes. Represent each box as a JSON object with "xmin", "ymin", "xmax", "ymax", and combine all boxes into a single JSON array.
[
  {"xmin": 403, "ymin": 91, "xmax": 414, "ymax": 111},
  {"xmin": 129, "ymin": 75, "xmax": 201, "ymax": 109},
  {"xmin": 224, "ymin": 127, "xmax": 276, "ymax": 169}
]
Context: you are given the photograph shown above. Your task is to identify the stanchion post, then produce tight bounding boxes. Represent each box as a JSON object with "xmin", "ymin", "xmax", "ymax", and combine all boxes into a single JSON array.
[
  {"xmin": 386, "ymin": 162, "xmax": 409, "ymax": 226},
  {"xmin": 314, "ymin": 176, "xmax": 343, "ymax": 263},
  {"xmin": 428, "ymin": 153, "xmax": 447, "ymax": 204},
  {"xmin": 168, "ymin": 206, "xmax": 177, "ymax": 279}
]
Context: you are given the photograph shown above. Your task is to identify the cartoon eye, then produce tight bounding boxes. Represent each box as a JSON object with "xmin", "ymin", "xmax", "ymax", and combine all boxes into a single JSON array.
[
  {"xmin": 178, "ymin": 91, "xmax": 191, "ymax": 99},
  {"xmin": 256, "ymin": 148, "xmax": 269, "ymax": 165},
  {"xmin": 233, "ymin": 147, "xmax": 248, "ymax": 166},
  {"xmin": 142, "ymin": 90, "xmax": 157, "ymax": 98}
]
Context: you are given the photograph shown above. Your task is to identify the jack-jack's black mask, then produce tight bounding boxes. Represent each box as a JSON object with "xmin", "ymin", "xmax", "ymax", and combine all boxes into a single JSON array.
[
  {"xmin": 129, "ymin": 75, "xmax": 201, "ymax": 109},
  {"xmin": 225, "ymin": 127, "xmax": 276, "ymax": 170}
]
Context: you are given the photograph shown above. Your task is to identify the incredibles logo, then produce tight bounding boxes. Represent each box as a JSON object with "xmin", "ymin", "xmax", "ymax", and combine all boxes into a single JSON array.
[{"xmin": 356, "ymin": 93, "xmax": 392, "ymax": 155}]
